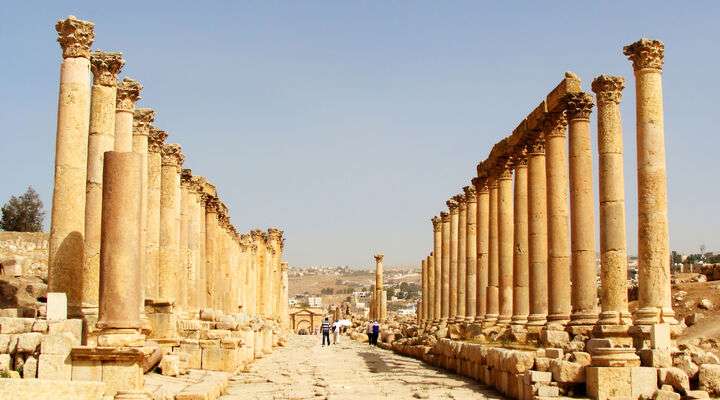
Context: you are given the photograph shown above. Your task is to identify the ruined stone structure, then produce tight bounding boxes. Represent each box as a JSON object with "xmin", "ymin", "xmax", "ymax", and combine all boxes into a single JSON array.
[{"xmin": 8, "ymin": 15, "xmax": 292, "ymax": 399}]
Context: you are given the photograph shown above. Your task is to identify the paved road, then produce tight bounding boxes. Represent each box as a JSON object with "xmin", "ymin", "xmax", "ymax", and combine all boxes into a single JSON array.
[{"xmin": 220, "ymin": 334, "xmax": 501, "ymax": 400}]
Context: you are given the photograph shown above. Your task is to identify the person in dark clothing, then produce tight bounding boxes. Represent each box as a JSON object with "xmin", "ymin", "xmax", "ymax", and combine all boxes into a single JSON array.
[
  {"xmin": 372, "ymin": 320, "xmax": 380, "ymax": 346},
  {"xmin": 321, "ymin": 317, "xmax": 331, "ymax": 346}
]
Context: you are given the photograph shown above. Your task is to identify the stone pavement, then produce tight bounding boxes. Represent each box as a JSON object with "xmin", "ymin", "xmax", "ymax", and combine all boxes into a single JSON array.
[{"xmin": 220, "ymin": 334, "xmax": 501, "ymax": 400}]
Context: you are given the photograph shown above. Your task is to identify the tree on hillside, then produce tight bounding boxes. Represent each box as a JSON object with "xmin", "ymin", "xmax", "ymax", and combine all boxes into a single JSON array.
[{"xmin": 1, "ymin": 187, "xmax": 45, "ymax": 232}]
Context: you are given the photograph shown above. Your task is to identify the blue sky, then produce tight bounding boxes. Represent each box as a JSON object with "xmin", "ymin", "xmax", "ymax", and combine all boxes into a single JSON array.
[{"xmin": 1, "ymin": 2, "xmax": 718, "ymax": 268}]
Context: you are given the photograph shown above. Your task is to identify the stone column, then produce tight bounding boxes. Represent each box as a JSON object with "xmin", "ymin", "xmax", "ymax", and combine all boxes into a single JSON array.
[
  {"xmin": 132, "ymin": 108, "xmax": 153, "ymax": 325},
  {"xmin": 485, "ymin": 177, "xmax": 499, "ymax": 325},
  {"xmin": 426, "ymin": 252, "xmax": 435, "ymax": 324},
  {"xmin": 204, "ymin": 197, "xmax": 219, "ymax": 310},
  {"xmin": 544, "ymin": 112, "xmax": 571, "ymax": 327},
  {"xmin": 48, "ymin": 16, "xmax": 95, "ymax": 316},
  {"xmin": 512, "ymin": 153, "xmax": 529, "ymax": 326},
  {"xmin": 527, "ymin": 137, "xmax": 548, "ymax": 327},
  {"xmin": 96, "ymin": 151, "xmax": 144, "ymax": 345},
  {"xmin": 498, "ymin": 163, "xmax": 514, "ymax": 325},
  {"xmin": 178, "ymin": 169, "xmax": 193, "ymax": 312},
  {"xmin": 186, "ymin": 177, "xmax": 203, "ymax": 312},
  {"xmin": 440, "ymin": 211, "xmax": 450, "ymax": 324},
  {"xmin": 475, "ymin": 177, "xmax": 490, "ymax": 322},
  {"xmin": 374, "ymin": 253, "xmax": 385, "ymax": 321},
  {"xmin": 114, "ymin": 78, "xmax": 139, "ymax": 153},
  {"xmin": 447, "ymin": 198, "xmax": 459, "ymax": 322},
  {"xmin": 146, "ymin": 128, "xmax": 167, "ymax": 302},
  {"xmin": 592, "ymin": 75, "xmax": 632, "ymax": 327},
  {"xmin": 83, "ymin": 51, "xmax": 124, "ymax": 319},
  {"xmin": 624, "ymin": 39, "xmax": 676, "ymax": 325},
  {"xmin": 421, "ymin": 258, "xmax": 428, "ymax": 324},
  {"xmin": 431, "ymin": 216, "xmax": 442, "ymax": 324},
  {"xmin": 159, "ymin": 143, "xmax": 184, "ymax": 303},
  {"xmin": 280, "ymin": 262, "xmax": 290, "ymax": 330},
  {"xmin": 456, "ymin": 194, "xmax": 467, "ymax": 322},
  {"xmin": 566, "ymin": 92, "xmax": 599, "ymax": 329},
  {"xmin": 464, "ymin": 185, "xmax": 478, "ymax": 324},
  {"xmin": 215, "ymin": 207, "xmax": 229, "ymax": 312}
]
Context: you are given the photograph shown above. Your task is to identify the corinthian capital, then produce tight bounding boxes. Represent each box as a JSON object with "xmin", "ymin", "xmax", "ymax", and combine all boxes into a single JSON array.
[
  {"xmin": 161, "ymin": 143, "xmax": 184, "ymax": 168},
  {"xmin": 431, "ymin": 216, "xmax": 442, "ymax": 231},
  {"xmin": 623, "ymin": 38, "xmax": 664, "ymax": 72},
  {"xmin": 591, "ymin": 75, "xmax": 625, "ymax": 105},
  {"xmin": 133, "ymin": 108, "xmax": 155, "ymax": 136},
  {"xmin": 446, "ymin": 198, "xmax": 459, "ymax": 213},
  {"xmin": 181, "ymin": 168, "xmax": 193, "ymax": 187},
  {"xmin": 205, "ymin": 196, "xmax": 219, "ymax": 213},
  {"xmin": 55, "ymin": 16, "xmax": 95, "ymax": 59},
  {"xmin": 116, "ymin": 78, "xmax": 143, "ymax": 111},
  {"xmin": 374, "ymin": 254, "xmax": 384, "ymax": 263},
  {"xmin": 463, "ymin": 185, "xmax": 477, "ymax": 203},
  {"xmin": 453, "ymin": 194, "xmax": 466, "ymax": 208},
  {"xmin": 440, "ymin": 211, "xmax": 449, "ymax": 223},
  {"xmin": 90, "ymin": 51, "xmax": 124, "ymax": 86},
  {"xmin": 565, "ymin": 92, "xmax": 594, "ymax": 121},
  {"xmin": 268, "ymin": 228, "xmax": 283, "ymax": 244},
  {"xmin": 527, "ymin": 136, "xmax": 545, "ymax": 155},
  {"xmin": 543, "ymin": 112, "xmax": 568, "ymax": 139},
  {"xmin": 148, "ymin": 127, "xmax": 168, "ymax": 154}
]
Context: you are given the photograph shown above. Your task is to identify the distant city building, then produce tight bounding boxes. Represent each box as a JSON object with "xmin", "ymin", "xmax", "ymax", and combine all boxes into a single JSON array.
[{"xmin": 308, "ymin": 296, "xmax": 322, "ymax": 308}]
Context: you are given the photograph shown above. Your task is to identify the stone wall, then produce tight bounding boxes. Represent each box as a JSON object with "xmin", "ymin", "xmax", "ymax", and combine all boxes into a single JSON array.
[{"xmin": 0, "ymin": 232, "xmax": 48, "ymax": 280}]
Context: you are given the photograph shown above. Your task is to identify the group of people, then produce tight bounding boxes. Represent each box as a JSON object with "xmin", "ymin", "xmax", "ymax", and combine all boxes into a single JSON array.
[
  {"xmin": 320, "ymin": 318, "xmax": 343, "ymax": 346},
  {"xmin": 366, "ymin": 320, "xmax": 380, "ymax": 346}
]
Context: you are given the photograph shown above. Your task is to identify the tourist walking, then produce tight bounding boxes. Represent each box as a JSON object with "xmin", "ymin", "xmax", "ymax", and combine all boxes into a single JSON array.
[
  {"xmin": 372, "ymin": 320, "xmax": 380, "ymax": 346},
  {"xmin": 332, "ymin": 319, "xmax": 340, "ymax": 344},
  {"xmin": 366, "ymin": 320, "xmax": 373, "ymax": 345},
  {"xmin": 321, "ymin": 317, "xmax": 331, "ymax": 346}
]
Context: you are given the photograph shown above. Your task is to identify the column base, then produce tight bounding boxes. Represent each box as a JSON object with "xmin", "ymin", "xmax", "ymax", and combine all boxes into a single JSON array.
[
  {"xmin": 97, "ymin": 328, "xmax": 145, "ymax": 347},
  {"xmin": 526, "ymin": 314, "xmax": 547, "ymax": 326},
  {"xmin": 482, "ymin": 314, "xmax": 498, "ymax": 328},
  {"xmin": 598, "ymin": 310, "xmax": 632, "ymax": 326},
  {"xmin": 496, "ymin": 315, "xmax": 512, "ymax": 325},
  {"xmin": 510, "ymin": 314, "xmax": 528, "ymax": 326},
  {"xmin": 70, "ymin": 346, "xmax": 146, "ymax": 395},
  {"xmin": 546, "ymin": 313, "xmax": 570, "ymax": 328},
  {"xmin": 473, "ymin": 315, "xmax": 485, "ymax": 323},
  {"xmin": 591, "ymin": 323, "xmax": 634, "ymax": 347},
  {"xmin": 590, "ymin": 347, "xmax": 641, "ymax": 367}
]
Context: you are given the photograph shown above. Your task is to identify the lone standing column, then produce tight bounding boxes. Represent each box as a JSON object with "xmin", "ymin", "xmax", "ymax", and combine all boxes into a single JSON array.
[
  {"xmin": 485, "ymin": 176, "xmax": 499, "ymax": 326},
  {"xmin": 456, "ymin": 195, "xmax": 467, "ymax": 322},
  {"xmin": 498, "ymin": 163, "xmax": 514, "ymax": 325},
  {"xmin": 374, "ymin": 253, "xmax": 385, "ymax": 322},
  {"xmin": 432, "ymin": 216, "xmax": 442, "ymax": 324},
  {"xmin": 527, "ymin": 137, "xmax": 549, "ymax": 327},
  {"xmin": 441, "ymin": 211, "xmax": 450, "ymax": 324},
  {"xmin": 624, "ymin": 39, "xmax": 676, "ymax": 326},
  {"xmin": 475, "ymin": 176, "xmax": 490, "ymax": 323},
  {"xmin": 48, "ymin": 16, "xmax": 95, "ymax": 316},
  {"xmin": 567, "ymin": 92, "xmax": 599, "ymax": 329},
  {"xmin": 464, "ymin": 186, "xmax": 477, "ymax": 322},
  {"xmin": 512, "ymin": 152, "xmax": 530, "ymax": 327},
  {"xmin": 96, "ymin": 151, "xmax": 144, "ymax": 346},
  {"xmin": 544, "ymin": 113, "xmax": 571, "ymax": 327},
  {"xmin": 83, "ymin": 51, "xmax": 124, "ymax": 319},
  {"xmin": 159, "ymin": 143, "xmax": 184, "ymax": 303},
  {"xmin": 146, "ymin": 128, "xmax": 167, "ymax": 301},
  {"xmin": 592, "ymin": 75, "xmax": 632, "ymax": 327},
  {"xmin": 447, "ymin": 199, "xmax": 460, "ymax": 323}
]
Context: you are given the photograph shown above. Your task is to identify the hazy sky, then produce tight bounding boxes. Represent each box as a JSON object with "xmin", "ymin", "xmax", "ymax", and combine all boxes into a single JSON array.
[{"xmin": 1, "ymin": 2, "xmax": 719, "ymax": 268}]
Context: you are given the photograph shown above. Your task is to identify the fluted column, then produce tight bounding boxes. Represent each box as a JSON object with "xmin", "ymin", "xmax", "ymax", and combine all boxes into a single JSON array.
[
  {"xmin": 48, "ymin": 17, "xmax": 95, "ymax": 317},
  {"xmin": 485, "ymin": 177, "xmax": 499, "ymax": 325},
  {"xmin": 447, "ymin": 199, "xmax": 459, "ymax": 322},
  {"xmin": 431, "ymin": 216, "xmax": 442, "ymax": 324},
  {"xmin": 440, "ymin": 211, "xmax": 450, "ymax": 324},
  {"xmin": 544, "ymin": 113, "xmax": 571, "ymax": 327},
  {"xmin": 624, "ymin": 39, "xmax": 676, "ymax": 326},
  {"xmin": 497, "ymin": 163, "xmax": 514, "ymax": 325},
  {"xmin": 475, "ymin": 177, "xmax": 490, "ymax": 322},
  {"xmin": 159, "ymin": 144, "xmax": 184, "ymax": 303},
  {"xmin": 456, "ymin": 195, "xmax": 467, "ymax": 322},
  {"xmin": 464, "ymin": 186, "xmax": 477, "ymax": 322},
  {"xmin": 146, "ymin": 128, "xmax": 167, "ymax": 302},
  {"xmin": 527, "ymin": 137, "xmax": 548, "ymax": 327},
  {"xmin": 566, "ymin": 92, "xmax": 599, "ymax": 329},
  {"xmin": 83, "ymin": 51, "xmax": 124, "ymax": 319},
  {"xmin": 512, "ymin": 153, "xmax": 529, "ymax": 326},
  {"xmin": 590, "ymin": 75, "xmax": 631, "ymax": 327}
]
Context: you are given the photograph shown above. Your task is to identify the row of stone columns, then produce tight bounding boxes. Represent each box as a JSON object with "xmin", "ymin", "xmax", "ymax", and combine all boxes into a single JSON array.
[
  {"xmin": 419, "ymin": 38, "xmax": 675, "ymax": 342},
  {"xmin": 47, "ymin": 16, "xmax": 289, "ymax": 344}
]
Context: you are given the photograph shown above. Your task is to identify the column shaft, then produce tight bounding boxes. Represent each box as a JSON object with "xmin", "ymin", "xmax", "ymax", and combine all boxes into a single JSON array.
[
  {"xmin": 512, "ymin": 157, "xmax": 529, "ymax": 326},
  {"xmin": 447, "ymin": 200, "xmax": 459, "ymax": 322},
  {"xmin": 146, "ymin": 129, "xmax": 166, "ymax": 301},
  {"xmin": 421, "ymin": 259, "xmax": 428, "ymax": 323},
  {"xmin": 441, "ymin": 212, "xmax": 450, "ymax": 323},
  {"xmin": 456, "ymin": 197, "xmax": 467, "ymax": 322},
  {"xmin": 432, "ymin": 217, "xmax": 442, "ymax": 323},
  {"xmin": 464, "ymin": 186, "xmax": 477, "ymax": 322},
  {"xmin": 527, "ymin": 138, "xmax": 548, "ymax": 326},
  {"xmin": 475, "ymin": 178, "xmax": 490, "ymax": 322},
  {"xmin": 485, "ymin": 178, "xmax": 499, "ymax": 324},
  {"xmin": 498, "ymin": 166, "xmax": 514, "ymax": 325},
  {"xmin": 158, "ymin": 144, "xmax": 183, "ymax": 303}
]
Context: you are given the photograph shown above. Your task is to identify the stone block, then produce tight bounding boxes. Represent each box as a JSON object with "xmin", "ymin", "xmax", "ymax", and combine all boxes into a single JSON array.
[
  {"xmin": 160, "ymin": 354, "xmax": 181, "ymax": 377},
  {"xmin": 632, "ymin": 366, "xmax": 659, "ymax": 399},
  {"xmin": 47, "ymin": 319, "xmax": 83, "ymax": 342},
  {"xmin": 534, "ymin": 357, "xmax": 552, "ymax": 372},
  {"xmin": 180, "ymin": 340, "xmax": 202, "ymax": 369},
  {"xmin": 71, "ymin": 359, "xmax": 102, "ymax": 382},
  {"xmin": 37, "ymin": 353, "xmax": 71, "ymax": 380},
  {"xmin": 0, "ymin": 309, "xmax": 19, "ymax": 317},
  {"xmin": 221, "ymin": 347, "xmax": 239, "ymax": 373},
  {"xmin": 509, "ymin": 351, "xmax": 536, "ymax": 373},
  {"xmin": 202, "ymin": 345, "xmax": 223, "ymax": 371},
  {"xmin": 686, "ymin": 390, "xmax": 710, "ymax": 399},
  {"xmin": 41, "ymin": 332, "xmax": 77, "ymax": 356},
  {"xmin": 550, "ymin": 359, "xmax": 585, "ymax": 383},
  {"xmin": 586, "ymin": 338, "xmax": 613, "ymax": 355},
  {"xmin": 149, "ymin": 312, "xmax": 177, "ymax": 338},
  {"xmin": 46, "ymin": 293, "xmax": 67, "ymax": 321},
  {"xmin": 541, "ymin": 329, "xmax": 570, "ymax": 348},
  {"xmin": 546, "ymin": 348, "xmax": 563, "ymax": 359},
  {"xmin": 525, "ymin": 370, "xmax": 552, "ymax": 384},
  {"xmin": 0, "ymin": 334, "xmax": 12, "ymax": 353},
  {"xmin": 16, "ymin": 332, "xmax": 42, "ymax": 353},
  {"xmin": 651, "ymin": 323, "xmax": 671, "ymax": 350},
  {"xmin": 102, "ymin": 361, "xmax": 144, "ymax": 394},
  {"xmin": 587, "ymin": 367, "xmax": 632, "ymax": 400},
  {"xmin": 571, "ymin": 351, "xmax": 591, "ymax": 367},
  {"xmin": 0, "ymin": 317, "xmax": 27, "ymax": 334},
  {"xmin": 658, "ymin": 367, "xmax": 689, "ymax": 395},
  {"xmin": 639, "ymin": 348, "xmax": 672, "ymax": 368},
  {"xmin": 0, "ymin": 379, "xmax": 107, "ymax": 400},
  {"xmin": 654, "ymin": 389, "xmax": 681, "ymax": 400},
  {"xmin": 699, "ymin": 364, "xmax": 720, "ymax": 397},
  {"xmin": 537, "ymin": 385, "xmax": 560, "ymax": 397},
  {"xmin": 31, "ymin": 320, "xmax": 48, "ymax": 333},
  {"xmin": 0, "ymin": 353, "xmax": 10, "ymax": 370},
  {"xmin": 22, "ymin": 355, "xmax": 37, "ymax": 378}
]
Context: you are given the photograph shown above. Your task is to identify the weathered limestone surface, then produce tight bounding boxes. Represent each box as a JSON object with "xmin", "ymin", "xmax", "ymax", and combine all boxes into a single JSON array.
[
  {"xmin": 511, "ymin": 153, "xmax": 529, "ymax": 326},
  {"xmin": 447, "ymin": 198, "xmax": 459, "ymax": 322},
  {"xmin": 485, "ymin": 177, "xmax": 499, "ymax": 325},
  {"xmin": 497, "ymin": 164, "xmax": 514, "ymax": 325},
  {"xmin": 527, "ymin": 137, "xmax": 548, "ymax": 327},
  {"xmin": 145, "ymin": 127, "xmax": 166, "ymax": 302},
  {"xmin": 463, "ymin": 186, "xmax": 477, "ymax": 322},
  {"xmin": 456, "ymin": 195, "xmax": 467, "ymax": 322},
  {"xmin": 475, "ymin": 177, "xmax": 489, "ymax": 322},
  {"xmin": 432, "ymin": 216, "xmax": 442, "ymax": 323},
  {"xmin": 159, "ymin": 143, "xmax": 184, "ymax": 303}
]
